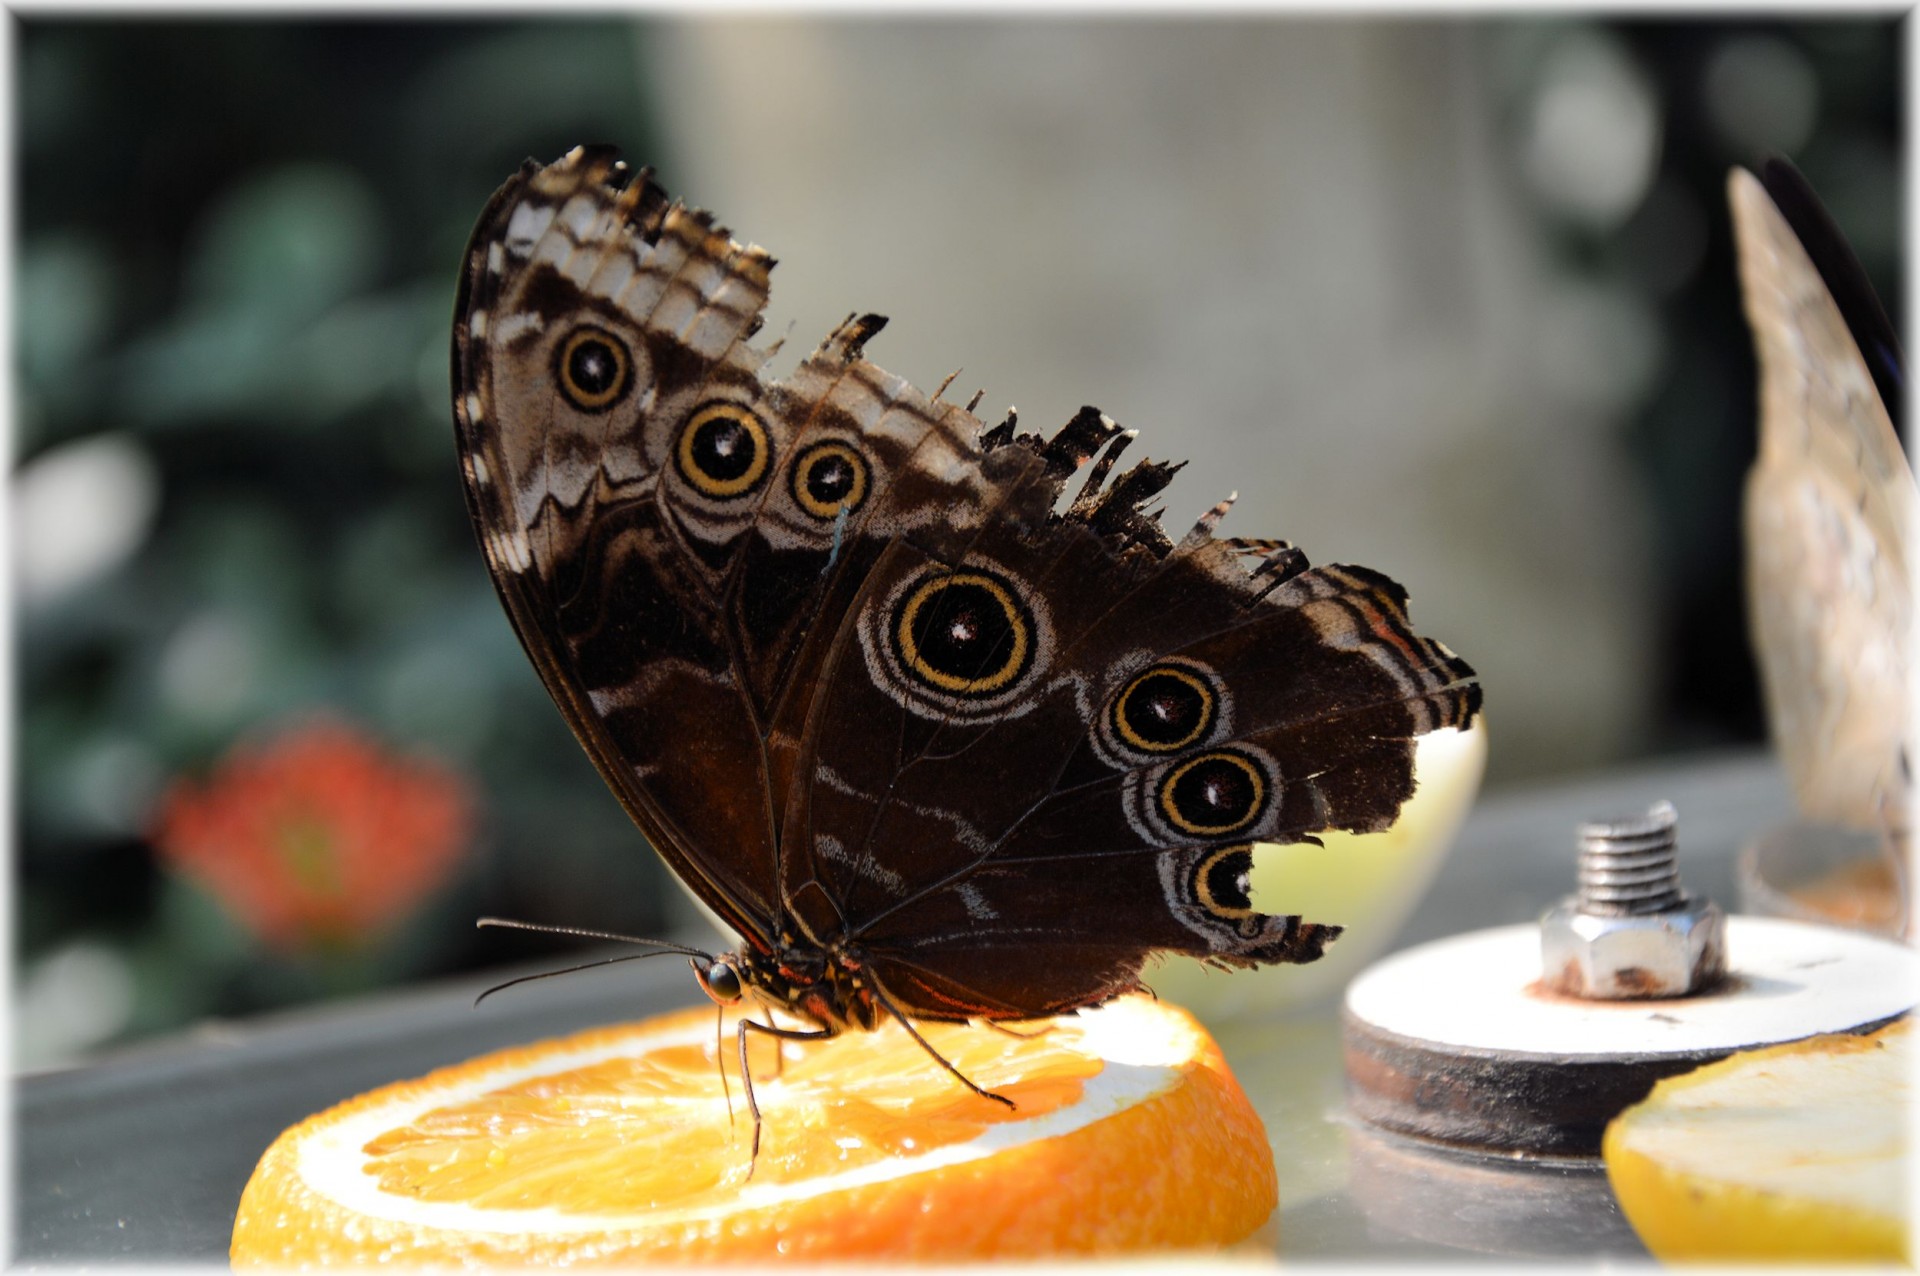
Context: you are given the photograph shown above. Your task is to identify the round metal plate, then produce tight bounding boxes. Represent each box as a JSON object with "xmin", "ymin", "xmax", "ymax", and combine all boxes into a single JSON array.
[{"xmin": 1342, "ymin": 916, "xmax": 1917, "ymax": 1156}]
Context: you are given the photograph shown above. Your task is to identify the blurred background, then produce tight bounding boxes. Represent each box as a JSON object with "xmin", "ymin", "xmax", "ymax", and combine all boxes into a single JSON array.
[{"xmin": 13, "ymin": 17, "xmax": 1903, "ymax": 1068}]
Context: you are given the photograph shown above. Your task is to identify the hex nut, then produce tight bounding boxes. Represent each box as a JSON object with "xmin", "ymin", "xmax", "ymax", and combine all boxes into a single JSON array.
[{"xmin": 1539, "ymin": 896, "xmax": 1727, "ymax": 999}]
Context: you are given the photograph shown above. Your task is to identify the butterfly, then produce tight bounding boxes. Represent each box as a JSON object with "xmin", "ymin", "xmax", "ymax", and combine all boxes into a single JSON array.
[
  {"xmin": 1729, "ymin": 160, "xmax": 1911, "ymax": 861},
  {"xmin": 452, "ymin": 145, "xmax": 1481, "ymax": 1155}
]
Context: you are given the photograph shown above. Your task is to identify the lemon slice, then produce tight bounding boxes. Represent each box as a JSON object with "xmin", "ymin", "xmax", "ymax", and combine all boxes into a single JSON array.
[{"xmin": 1603, "ymin": 1016, "xmax": 1911, "ymax": 1263}]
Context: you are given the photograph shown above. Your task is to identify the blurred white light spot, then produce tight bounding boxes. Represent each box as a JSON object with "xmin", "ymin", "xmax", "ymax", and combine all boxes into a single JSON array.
[
  {"xmin": 156, "ymin": 611, "xmax": 260, "ymax": 723},
  {"xmin": 1523, "ymin": 36, "xmax": 1661, "ymax": 231},
  {"xmin": 1705, "ymin": 36, "xmax": 1818, "ymax": 160},
  {"xmin": 13, "ymin": 434, "xmax": 160, "ymax": 608},
  {"xmin": 67, "ymin": 737, "xmax": 164, "ymax": 836},
  {"xmin": 17, "ymin": 941, "xmax": 135, "ymax": 1069}
]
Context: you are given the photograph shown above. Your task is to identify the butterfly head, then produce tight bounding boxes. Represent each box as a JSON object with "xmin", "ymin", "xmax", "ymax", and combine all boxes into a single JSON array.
[{"xmin": 694, "ymin": 955, "xmax": 745, "ymax": 1005}]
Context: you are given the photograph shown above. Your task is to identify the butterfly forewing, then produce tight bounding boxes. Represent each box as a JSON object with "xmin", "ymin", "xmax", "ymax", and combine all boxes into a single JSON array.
[{"xmin": 453, "ymin": 148, "xmax": 787, "ymax": 942}]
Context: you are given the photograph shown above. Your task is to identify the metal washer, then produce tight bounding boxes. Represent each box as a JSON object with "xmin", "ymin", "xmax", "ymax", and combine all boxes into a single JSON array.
[{"xmin": 1342, "ymin": 915, "xmax": 1918, "ymax": 1157}]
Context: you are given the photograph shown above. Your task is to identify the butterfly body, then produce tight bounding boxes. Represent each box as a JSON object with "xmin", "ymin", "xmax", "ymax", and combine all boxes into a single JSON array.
[
  {"xmin": 689, "ymin": 933, "xmax": 882, "ymax": 1033},
  {"xmin": 454, "ymin": 146, "xmax": 1479, "ymax": 1099}
]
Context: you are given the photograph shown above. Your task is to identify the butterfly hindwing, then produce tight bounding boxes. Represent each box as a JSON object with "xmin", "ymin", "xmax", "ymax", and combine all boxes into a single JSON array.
[{"xmin": 777, "ymin": 428, "xmax": 1479, "ymax": 1017}]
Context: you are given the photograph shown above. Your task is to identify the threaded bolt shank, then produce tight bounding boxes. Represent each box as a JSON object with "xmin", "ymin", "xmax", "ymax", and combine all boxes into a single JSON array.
[{"xmin": 1575, "ymin": 800, "xmax": 1682, "ymax": 915}]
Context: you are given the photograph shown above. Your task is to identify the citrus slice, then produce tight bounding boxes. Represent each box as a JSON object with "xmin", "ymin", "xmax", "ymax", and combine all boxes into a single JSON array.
[
  {"xmin": 231, "ymin": 994, "xmax": 1276, "ymax": 1263},
  {"xmin": 1603, "ymin": 1016, "xmax": 1911, "ymax": 1263}
]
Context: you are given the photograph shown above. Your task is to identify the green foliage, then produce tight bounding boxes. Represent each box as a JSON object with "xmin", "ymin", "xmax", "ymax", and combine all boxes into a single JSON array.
[{"xmin": 17, "ymin": 19, "xmax": 685, "ymax": 1064}]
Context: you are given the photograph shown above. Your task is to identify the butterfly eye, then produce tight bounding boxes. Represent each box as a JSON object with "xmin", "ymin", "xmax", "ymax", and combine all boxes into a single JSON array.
[
  {"xmin": 1158, "ymin": 749, "xmax": 1269, "ymax": 837},
  {"xmin": 791, "ymin": 441, "xmax": 871, "ymax": 520},
  {"xmin": 676, "ymin": 403, "xmax": 773, "ymax": 499},
  {"xmin": 893, "ymin": 569, "xmax": 1034, "ymax": 697},
  {"xmin": 555, "ymin": 326, "xmax": 633, "ymax": 411},
  {"xmin": 1192, "ymin": 845, "xmax": 1258, "ymax": 920},
  {"xmin": 1112, "ymin": 665, "xmax": 1217, "ymax": 754},
  {"xmin": 699, "ymin": 959, "xmax": 743, "ymax": 1004}
]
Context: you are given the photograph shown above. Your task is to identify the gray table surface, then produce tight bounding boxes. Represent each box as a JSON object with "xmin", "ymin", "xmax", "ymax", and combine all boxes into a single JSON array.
[{"xmin": 15, "ymin": 749, "xmax": 1798, "ymax": 1264}]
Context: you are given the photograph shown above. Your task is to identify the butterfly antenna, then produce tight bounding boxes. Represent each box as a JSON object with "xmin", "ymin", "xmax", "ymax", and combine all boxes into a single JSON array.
[
  {"xmin": 476, "ymin": 916, "xmax": 713, "ymax": 960},
  {"xmin": 472, "ymin": 949, "xmax": 694, "ymax": 1007}
]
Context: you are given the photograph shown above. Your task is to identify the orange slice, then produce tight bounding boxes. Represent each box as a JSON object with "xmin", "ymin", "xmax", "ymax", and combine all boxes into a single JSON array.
[
  {"xmin": 231, "ymin": 994, "xmax": 1276, "ymax": 1263},
  {"xmin": 1604, "ymin": 1016, "xmax": 1911, "ymax": 1263}
]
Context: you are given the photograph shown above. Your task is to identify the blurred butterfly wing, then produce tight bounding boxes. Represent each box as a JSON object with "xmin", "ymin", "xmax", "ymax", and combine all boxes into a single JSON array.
[
  {"xmin": 452, "ymin": 148, "xmax": 786, "ymax": 942},
  {"xmin": 1759, "ymin": 158, "xmax": 1904, "ymax": 426},
  {"xmin": 1730, "ymin": 166, "xmax": 1913, "ymax": 834}
]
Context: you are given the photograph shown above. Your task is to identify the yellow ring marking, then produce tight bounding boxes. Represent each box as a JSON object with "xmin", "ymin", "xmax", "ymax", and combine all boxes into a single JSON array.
[
  {"xmin": 1192, "ymin": 846, "xmax": 1258, "ymax": 920},
  {"xmin": 1159, "ymin": 750, "xmax": 1267, "ymax": 837},
  {"xmin": 1113, "ymin": 665, "xmax": 1214, "ymax": 754},
  {"xmin": 555, "ymin": 327, "xmax": 631, "ymax": 411},
  {"xmin": 792, "ymin": 441, "xmax": 870, "ymax": 520},
  {"xmin": 676, "ymin": 403, "xmax": 771, "ymax": 499},
  {"xmin": 896, "ymin": 572, "xmax": 1031, "ymax": 696}
]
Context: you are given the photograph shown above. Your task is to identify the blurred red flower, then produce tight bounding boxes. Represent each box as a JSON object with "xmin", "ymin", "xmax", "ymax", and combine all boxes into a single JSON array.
[{"xmin": 152, "ymin": 720, "xmax": 475, "ymax": 952}]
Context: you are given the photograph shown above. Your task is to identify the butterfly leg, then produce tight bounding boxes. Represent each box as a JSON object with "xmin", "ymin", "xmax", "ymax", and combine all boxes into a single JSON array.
[
  {"xmin": 872, "ymin": 980, "xmax": 1016, "ymax": 1111},
  {"xmin": 979, "ymin": 1018, "xmax": 1055, "ymax": 1040},
  {"xmin": 737, "ymin": 1017, "xmax": 835, "ymax": 1177}
]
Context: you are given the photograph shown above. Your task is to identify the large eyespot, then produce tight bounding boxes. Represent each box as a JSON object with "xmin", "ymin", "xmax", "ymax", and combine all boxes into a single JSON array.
[
  {"xmin": 1092, "ymin": 656, "xmax": 1229, "ymax": 770},
  {"xmin": 676, "ymin": 402, "xmax": 772, "ymax": 499},
  {"xmin": 554, "ymin": 325, "xmax": 633, "ymax": 411},
  {"xmin": 1191, "ymin": 845, "xmax": 1257, "ymax": 920},
  {"xmin": 893, "ymin": 570, "xmax": 1034, "ymax": 697},
  {"xmin": 1158, "ymin": 749, "xmax": 1270, "ymax": 837},
  {"xmin": 791, "ymin": 441, "xmax": 871, "ymax": 520},
  {"xmin": 1112, "ymin": 664, "xmax": 1218, "ymax": 754},
  {"xmin": 857, "ymin": 559, "xmax": 1052, "ymax": 722}
]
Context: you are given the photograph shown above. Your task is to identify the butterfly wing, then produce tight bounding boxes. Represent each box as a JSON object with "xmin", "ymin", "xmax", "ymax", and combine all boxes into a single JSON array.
[
  {"xmin": 766, "ymin": 391, "xmax": 1479, "ymax": 1018},
  {"xmin": 452, "ymin": 147, "xmax": 792, "ymax": 942},
  {"xmin": 1729, "ymin": 165, "xmax": 1912, "ymax": 836}
]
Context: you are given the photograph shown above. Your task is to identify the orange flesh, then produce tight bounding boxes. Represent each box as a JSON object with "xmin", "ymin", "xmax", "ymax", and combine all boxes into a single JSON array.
[
  {"xmin": 361, "ymin": 1020, "xmax": 1098, "ymax": 1213},
  {"xmin": 232, "ymin": 997, "xmax": 1279, "ymax": 1263}
]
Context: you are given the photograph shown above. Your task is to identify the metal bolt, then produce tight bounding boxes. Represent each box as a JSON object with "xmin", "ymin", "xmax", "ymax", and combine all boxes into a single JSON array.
[
  {"xmin": 1540, "ymin": 801, "xmax": 1727, "ymax": 999},
  {"xmin": 1576, "ymin": 800, "xmax": 1685, "ymax": 914}
]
